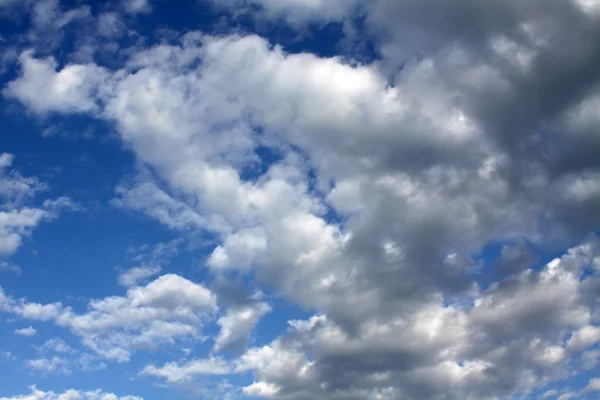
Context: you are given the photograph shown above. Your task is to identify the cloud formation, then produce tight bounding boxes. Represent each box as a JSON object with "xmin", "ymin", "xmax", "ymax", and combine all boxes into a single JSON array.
[
  {"xmin": 2, "ymin": 0, "xmax": 600, "ymax": 398},
  {"xmin": 0, "ymin": 386, "xmax": 142, "ymax": 400},
  {"xmin": 1, "ymin": 273, "xmax": 217, "ymax": 362}
]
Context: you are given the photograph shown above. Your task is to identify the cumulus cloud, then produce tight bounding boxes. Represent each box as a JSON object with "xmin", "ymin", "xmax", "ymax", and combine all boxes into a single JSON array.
[
  {"xmin": 4, "ymin": 0, "xmax": 600, "ymax": 397},
  {"xmin": 112, "ymin": 174, "xmax": 220, "ymax": 233},
  {"xmin": 0, "ymin": 153, "xmax": 74, "ymax": 256},
  {"xmin": 584, "ymin": 377, "xmax": 600, "ymax": 393},
  {"xmin": 29, "ymin": 338, "xmax": 106, "ymax": 375},
  {"xmin": 0, "ymin": 273, "xmax": 217, "ymax": 362},
  {"xmin": 36, "ymin": 338, "xmax": 74, "ymax": 354},
  {"xmin": 3, "ymin": 51, "xmax": 108, "ymax": 114},
  {"xmin": 13, "ymin": 326, "xmax": 36, "ymax": 336},
  {"xmin": 26, "ymin": 356, "xmax": 71, "ymax": 375},
  {"xmin": 214, "ymin": 301, "xmax": 271, "ymax": 352},
  {"xmin": 117, "ymin": 239, "xmax": 184, "ymax": 287},
  {"xmin": 0, "ymin": 386, "xmax": 142, "ymax": 400},
  {"xmin": 140, "ymin": 357, "xmax": 231, "ymax": 383},
  {"xmin": 118, "ymin": 265, "xmax": 162, "ymax": 287},
  {"xmin": 234, "ymin": 241, "xmax": 600, "ymax": 399}
]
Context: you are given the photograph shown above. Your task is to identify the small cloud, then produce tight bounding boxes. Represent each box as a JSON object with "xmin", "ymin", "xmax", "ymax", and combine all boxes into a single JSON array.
[
  {"xmin": 123, "ymin": 0, "xmax": 152, "ymax": 14},
  {"xmin": 26, "ymin": 356, "xmax": 71, "ymax": 375},
  {"xmin": 118, "ymin": 265, "xmax": 161, "ymax": 287},
  {"xmin": 14, "ymin": 326, "xmax": 37, "ymax": 336},
  {"xmin": 37, "ymin": 338, "xmax": 74, "ymax": 354},
  {"xmin": 0, "ymin": 261, "xmax": 21, "ymax": 275}
]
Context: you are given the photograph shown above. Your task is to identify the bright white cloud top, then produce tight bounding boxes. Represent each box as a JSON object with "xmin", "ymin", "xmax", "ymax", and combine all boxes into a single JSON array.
[{"xmin": 0, "ymin": 0, "xmax": 600, "ymax": 399}]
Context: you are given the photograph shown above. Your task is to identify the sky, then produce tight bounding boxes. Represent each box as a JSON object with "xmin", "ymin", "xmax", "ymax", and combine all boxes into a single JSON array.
[{"xmin": 0, "ymin": 0, "xmax": 600, "ymax": 399}]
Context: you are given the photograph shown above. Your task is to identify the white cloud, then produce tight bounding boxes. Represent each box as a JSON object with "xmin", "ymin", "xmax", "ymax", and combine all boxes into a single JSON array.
[
  {"xmin": 0, "ymin": 153, "xmax": 46, "ymax": 207},
  {"xmin": 211, "ymin": 0, "xmax": 356, "ymax": 25},
  {"xmin": 127, "ymin": 274, "xmax": 216, "ymax": 311},
  {"xmin": 14, "ymin": 326, "xmax": 36, "ymax": 336},
  {"xmin": 3, "ymin": 51, "xmax": 108, "ymax": 115},
  {"xmin": 0, "ymin": 386, "xmax": 142, "ymax": 400},
  {"xmin": 140, "ymin": 357, "xmax": 231, "ymax": 383},
  {"xmin": 5, "ymin": 1, "xmax": 600, "ymax": 396},
  {"xmin": 26, "ymin": 356, "xmax": 71, "ymax": 375},
  {"xmin": 541, "ymin": 389, "xmax": 558, "ymax": 398},
  {"xmin": 118, "ymin": 265, "xmax": 161, "ymax": 287},
  {"xmin": 0, "ymin": 261, "xmax": 21, "ymax": 275},
  {"xmin": 214, "ymin": 302, "xmax": 271, "ymax": 352},
  {"xmin": 30, "ymin": 0, "xmax": 90, "ymax": 30},
  {"xmin": 112, "ymin": 176, "xmax": 220, "ymax": 232},
  {"xmin": 31, "ymin": 338, "xmax": 106, "ymax": 374},
  {"xmin": 0, "ymin": 208, "xmax": 49, "ymax": 255},
  {"xmin": 123, "ymin": 0, "xmax": 151, "ymax": 14},
  {"xmin": 37, "ymin": 338, "xmax": 74, "ymax": 354},
  {"xmin": 0, "ymin": 154, "xmax": 75, "ymax": 256},
  {"xmin": 584, "ymin": 377, "xmax": 600, "ymax": 393},
  {"xmin": 0, "ymin": 274, "xmax": 218, "ymax": 362},
  {"xmin": 97, "ymin": 12, "xmax": 125, "ymax": 38},
  {"xmin": 242, "ymin": 381, "xmax": 280, "ymax": 398},
  {"xmin": 207, "ymin": 228, "xmax": 267, "ymax": 271},
  {"xmin": 567, "ymin": 325, "xmax": 600, "ymax": 352}
]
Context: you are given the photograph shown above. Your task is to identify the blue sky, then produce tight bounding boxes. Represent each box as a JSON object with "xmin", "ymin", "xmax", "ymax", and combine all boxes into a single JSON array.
[{"xmin": 1, "ymin": 0, "xmax": 600, "ymax": 399}]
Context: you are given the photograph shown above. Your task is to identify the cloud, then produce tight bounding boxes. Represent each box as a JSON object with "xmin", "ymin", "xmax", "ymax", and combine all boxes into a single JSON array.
[
  {"xmin": 4, "ymin": 1, "xmax": 600, "ymax": 397},
  {"xmin": 0, "ymin": 273, "xmax": 218, "ymax": 362},
  {"xmin": 13, "ymin": 326, "xmax": 36, "ymax": 336},
  {"xmin": 26, "ymin": 356, "xmax": 71, "ymax": 375},
  {"xmin": 210, "ymin": 0, "xmax": 357, "ymax": 25},
  {"xmin": 31, "ymin": 338, "xmax": 106, "ymax": 374},
  {"xmin": 3, "ymin": 51, "xmax": 108, "ymax": 114},
  {"xmin": 36, "ymin": 338, "xmax": 74, "ymax": 354},
  {"xmin": 0, "ymin": 154, "xmax": 76, "ymax": 256},
  {"xmin": 541, "ymin": 389, "xmax": 558, "ymax": 398},
  {"xmin": 140, "ymin": 357, "xmax": 231, "ymax": 383},
  {"xmin": 112, "ymin": 173, "xmax": 220, "ymax": 233},
  {"xmin": 214, "ymin": 302, "xmax": 271, "ymax": 352},
  {"xmin": 0, "ymin": 261, "xmax": 21, "ymax": 275},
  {"xmin": 0, "ymin": 386, "xmax": 142, "ymax": 400},
  {"xmin": 233, "ymin": 241, "xmax": 600, "ymax": 399},
  {"xmin": 584, "ymin": 377, "xmax": 600, "ymax": 393},
  {"xmin": 118, "ymin": 265, "xmax": 162, "ymax": 287},
  {"xmin": 0, "ymin": 153, "xmax": 46, "ymax": 207},
  {"xmin": 123, "ymin": 0, "xmax": 152, "ymax": 14}
]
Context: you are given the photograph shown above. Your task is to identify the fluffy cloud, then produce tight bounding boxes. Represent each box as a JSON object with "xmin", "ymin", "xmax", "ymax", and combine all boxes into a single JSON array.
[
  {"xmin": 0, "ymin": 386, "xmax": 142, "ymax": 400},
  {"xmin": 14, "ymin": 326, "xmax": 36, "ymax": 336},
  {"xmin": 0, "ymin": 273, "xmax": 217, "ymax": 362},
  {"xmin": 214, "ymin": 301, "xmax": 271, "ymax": 352},
  {"xmin": 235, "ymin": 242, "xmax": 600, "ymax": 399},
  {"xmin": 4, "ymin": 0, "xmax": 600, "ymax": 397},
  {"xmin": 0, "ymin": 153, "xmax": 74, "ymax": 256},
  {"xmin": 140, "ymin": 357, "xmax": 231, "ymax": 383},
  {"xmin": 112, "ymin": 174, "xmax": 219, "ymax": 233},
  {"xmin": 26, "ymin": 356, "xmax": 71, "ymax": 375},
  {"xmin": 3, "ymin": 51, "xmax": 108, "ymax": 114},
  {"xmin": 29, "ymin": 338, "xmax": 106, "ymax": 375},
  {"xmin": 584, "ymin": 377, "xmax": 600, "ymax": 393},
  {"xmin": 118, "ymin": 265, "xmax": 162, "ymax": 287},
  {"xmin": 123, "ymin": 0, "xmax": 151, "ymax": 14}
]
